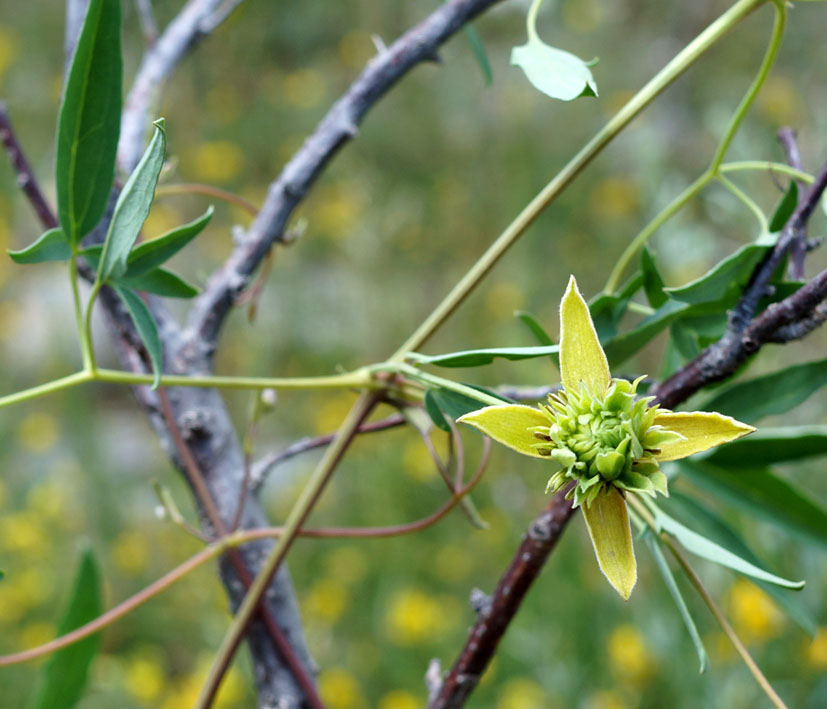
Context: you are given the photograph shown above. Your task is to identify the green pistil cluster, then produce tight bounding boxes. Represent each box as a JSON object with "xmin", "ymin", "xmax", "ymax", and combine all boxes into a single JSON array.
[{"xmin": 529, "ymin": 377, "xmax": 680, "ymax": 508}]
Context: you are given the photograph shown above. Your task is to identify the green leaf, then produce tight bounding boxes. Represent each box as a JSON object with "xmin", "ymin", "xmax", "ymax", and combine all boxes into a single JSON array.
[
  {"xmin": 515, "ymin": 311, "xmax": 558, "ymax": 366},
  {"xmin": 125, "ymin": 206, "xmax": 214, "ymax": 275},
  {"xmin": 33, "ymin": 548, "xmax": 102, "ymax": 709},
  {"xmin": 653, "ymin": 507, "xmax": 804, "ymax": 589},
  {"xmin": 8, "ymin": 228, "xmax": 71, "ymax": 264},
  {"xmin": 97, "ymin": 120, "xmax": 166, "ymax": 283},
  {"xmin": 702, "ymin": 356, "xmax": 827, "ymax": 424},
  {"xmin": 681, "ymin": 461, "xmax": 827, "ymax": 548},
  {"xmin": 663, "ymin": 492, "xmax": 816, "ymax": 635},
  {"xmin": 665, "ymin": 233, "xmax": 775, "ymax": 305},
  {"xmin": 463, "ymin": 25, "xmax": 492, "ymax": 86},
  {"xmin": 511, "ymin": 36, "xmax": 597, "ymax": 101},
  {"xmin": 702, "ymin": 425, "xmax": 827, "ymax": 467},
  {"xmin": 641, "ymin": 248, "xmax": 668, "ymax": 308},
  {"xmin": 768, "ymin": 181, "xmax": 798, "ymax": 233},
  {"xmin": 56, "ymin": 0, "xmax": 122, "ymax": 245},
  {"xmin": 119, "ymin": 268, "xmax": 199, "ymax": 298},
  {"xmin": 113, "ymin": 286, "xmax": 163, "ymax": 389},
  {"xmin": 642, "ymin": 529, "xmax": 709, "ymax": 672},
  {"xmin": 410, "ymin": 345, "xmax": 559, "ymax": 369},
  {"xmin": 589, "ymin": 273, "xmax": 643, "ymax": 341},
  {"xmin": 425, "ymin": 388, "xmax": 497, "ymax": 432},
  {"xmin": 602, "ymin": 298, "xmax": 689, "ymax": 366}
]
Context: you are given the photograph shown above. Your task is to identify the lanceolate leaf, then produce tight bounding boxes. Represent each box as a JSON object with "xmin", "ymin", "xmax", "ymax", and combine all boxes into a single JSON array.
[
  {"xmin": 119, "ymin": 268, "xmax": 198, "ymax": 298},
  {"xmin": 641, "ymin": 248, "xmax": 668, "ymax": 307},
  {"xmin": 56, "ymin": 0, "xmax": 122, "ymax": 246},
  {"xmin": 98, "ymin": 120, "xmax": 166, "ymax": 283},
  {"xmin": 602, "ymin": 298, "xmax": 688, "ymax": 366},
  {"xmin": 702, "ymin": 425, "xmax": 827, "ymax": 466},
  {"xmin": 125, "ymin": 205, "xmax": 214, "ymax": 275},
  {"xmin": 410, "ymin": 345, "xmax": 559, "ymax": 368},
  {"xmin": 653, "ymin": 507, "xmax": 805, "ymax": 589},
  {"xmin": 702, "ymin": 357, "xmax": 827, "ymax": 424},
  {"xmin": 663, "ymin": 492, "xmax": 816, "ymax": 635},
  {"xmin": 113, "ymin": 286, "xmax": 163, "ymax": 389},
  {"xmin": 33, "ymin": 549, "xmax": 102, "ymax": 709},
  {"xmin": 768, "ymin": 181, "xmax": 798, "ymax": 233},
  {"xmin": 463, "ymin": 25, "xmax": 493, "ymax": 86},
  {"xmin": 8, "ymin": 228, "xmax": 71, "ymax": 264},
  {"xmin": 680, "ymin": 461, "xmax": 827, "ymax": 548},
  {"xmin": 642, "ymin": 529, "xmax": 709, "ymax": 672},
  {"xmin": 582, "ymin": 487, "xmax": 636, "ymax": 599},
  {"xmin": 515, "ymin": 311, "xmax": 554, "ymax": 346}
]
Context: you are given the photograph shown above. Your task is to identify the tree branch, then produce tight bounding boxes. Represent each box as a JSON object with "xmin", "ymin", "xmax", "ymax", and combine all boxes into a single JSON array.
[
  {"xmin": 119, "ymin": 0, "xmax": 245, "ymax": 172},
  {"xmin": 187, "ymin": 0, "xmax": 505, "ymax": 349},
  {"xmin": 777, "ymin": 127, "xmax": 808, "ymax": 279}
]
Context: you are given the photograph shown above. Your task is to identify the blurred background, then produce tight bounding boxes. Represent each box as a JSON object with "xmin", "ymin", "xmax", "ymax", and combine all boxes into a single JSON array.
[{"xmin": 1, "ymin": 1, "xmax": 826, "ymax": 707}]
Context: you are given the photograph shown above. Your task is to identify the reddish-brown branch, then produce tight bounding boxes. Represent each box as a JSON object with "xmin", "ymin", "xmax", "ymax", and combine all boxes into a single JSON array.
[
  {"xmin": 0, "ymin": 103, "xmax": 59, "ymax": 230},
  {"xmin": 156, "ymin": 389, "xmax": 325, "ymax": 709},
  {"xmin": 428, "ymin": 487, "xmax": 576, "ymax": 708}
]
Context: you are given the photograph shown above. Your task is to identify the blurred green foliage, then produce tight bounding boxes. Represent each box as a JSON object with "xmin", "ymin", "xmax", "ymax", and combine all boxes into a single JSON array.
[{"xmin": 1, "ymin": 1, "xmax": 826, "ymax": 707}]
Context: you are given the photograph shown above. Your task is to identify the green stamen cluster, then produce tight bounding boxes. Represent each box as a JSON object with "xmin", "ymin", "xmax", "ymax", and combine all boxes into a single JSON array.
[{"xmin": 530, "ymin": 377, "xmax": 681, "ymax": 508}]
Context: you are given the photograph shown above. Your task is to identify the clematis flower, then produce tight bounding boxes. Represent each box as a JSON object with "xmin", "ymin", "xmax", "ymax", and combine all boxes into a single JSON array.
[{"xmin": 458, "ymin": 276, "xmax": 755, "ymax": 599}]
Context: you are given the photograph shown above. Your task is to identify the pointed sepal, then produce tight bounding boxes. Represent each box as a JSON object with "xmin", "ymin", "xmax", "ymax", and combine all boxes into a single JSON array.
[
  {"xmin": 559, "ymin": 276, "xmax": 611, "ymax": 397},
  {"xmin": 652, "ymin": 411, "xmax": 755, "ymax": 462},
  {"xmin": 457, "ymin": 404, "xmax": 553, "ymax": 459},
  {"xmin": 581, "ymin": 486, "xmax": 637, "ymax": 600}
]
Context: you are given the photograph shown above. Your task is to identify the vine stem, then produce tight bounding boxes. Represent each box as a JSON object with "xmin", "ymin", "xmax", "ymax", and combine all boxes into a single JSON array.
[
  {"xmin": 0, "ymin": 367, "xmax": 376, "ymax": 410},
  {"xmin": 195, "ymin": 391, "xmax": 380, "ymax": 708},
  {"xmin": 627, "ymin": 496, "xmax": 788, "ymax": 709},
  {"xmin": 604, "ymin": 0, "xmax": 786, "ymax": 293},
  {"xmin": 393, "ymin": 0, "xmax": 770, "ymax": 359}
]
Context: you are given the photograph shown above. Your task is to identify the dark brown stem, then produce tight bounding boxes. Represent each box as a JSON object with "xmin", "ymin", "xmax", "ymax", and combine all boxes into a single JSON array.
[
  {"xmin": 428, "ymin": 487, "xmax": 576, "ymax": 709},
  {"xmin": 652, "ymin": 158, "xmax": 827, "ymax": 408},
  {"xmin": 0, "ymin": 103, "xmax": 59, "ymax": 230},
  {"xmin": 156, "ymin": 389, "xmax": 325, "ymax": 709},
  {"xmin": 777, "ymin": 127, "xmax": 808, "ymax": 279}
]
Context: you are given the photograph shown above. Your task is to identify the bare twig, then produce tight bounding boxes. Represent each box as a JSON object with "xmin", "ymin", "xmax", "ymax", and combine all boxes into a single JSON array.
[
  {"xmin": 119, "ymin": 0, "xmax": 246, "ymax": 172},
  {"xmin": 777, "ymin": 127, "xmax": 808, "ymax": 278},
  {"xmin": 652, "ymin": 159, "xmax": 827, "ymax": 408},
  {"xmin": 156, "ymin": 389, "xmax": 325, "ymax": 709},
  {"xmin": 428, "ymin": 486, "xmax": 576, "ymax": 709},
  {"xmin": 134, "ymin": 0, "xmax": 159, "ymax": 45},
  {"xmin": 188, "ymin": 0, "xmax": 505, "ymax": 348},
  {"xmin": 0, "ymin": 104, "xmax": 59, "ymax": 230},
  {"xmin": 250, "ymin": 413, "xmax": 406, "ymax": 493}
]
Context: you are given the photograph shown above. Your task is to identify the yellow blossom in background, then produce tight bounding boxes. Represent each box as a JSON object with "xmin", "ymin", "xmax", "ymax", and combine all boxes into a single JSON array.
[
  {"xmin": 590, "ymin": 176, "xmax": 639, "ymax": 220},
  {"xmin": 303, "ymin": 577, "xmax": 350, "ymax": 623},
  {"xmin": 338, "ymin": 30, "xmax": 373, "ymax": 70},
  {"xmin": 17, "ymin": 621, "xmax": 54, "ymax": 650},
  {"xmin": 323, "ymin": 546, "xmax": 368, "ymax": 586},
  {"xmin": 384, "ymin": 588, "xmax": 458, "ymax": 646},
  {"xmin": 497, "ymin": 677, "xmax": 556, "ymax": 709},
  {"xmin": 585, "ymin": 688, "xmax": 632, "ymax": 709},
  {"xmin": 112, "ymin": 530, "xmax": 151, "ymax": 576},
  {"xmin": 17, "ymin": 412, "xmax": 59, "ymax": 453},
  {"xmin": 142, "ymin": 203, "xmax": 184, "ymax": 243},
  {"xmin": 378, "ymin": 689, "xmax": 420, "ymax": 709},
  {"xmin": 485, "ymin": 280, "xmax": 526, "ymax": 319},
  {"xmin": 728, "ymin": 579, "xmax": 782, "ymax": 643},
  {"xmin": 0, "ymin": 511, "xmax": 50, "ymax": 555},
  {"xmin": 314, "ymin": 392, "xmax": 358, "ymax": 434},
  {"xmin": 0, "ymin": 25, "xmax": 20, "ymax": 81},
  {"xmin": 402, "ymin": 438, "xmax": 438, "ymax": 482},
  {"xmin": 284, "ymin": 68, "xmax": 327, "ymax": 109},
  {"xmin": 607, "ymin": 624, "xmax": 654, "ymax": 685},
  {"xmin": 318, "ymin": 667, "xmax": 366, "ymax": 709},
  {"xmin": 123, "ymin": 654, "xmax": 166, "ymax": 705},
  {"xmin": 190, "ymin": 140, "xmax": 245, "ymax": 183},
  {"xmin": 27, "ymin": 479, "xmax": 66, "ymax": 520},
  {"xmin": 756, "ymin": 75, "xmax": 804, "ymax": 127},
  {"xmin": 805, "ymin": 627, "xmax": 827, "ymax": 670}
]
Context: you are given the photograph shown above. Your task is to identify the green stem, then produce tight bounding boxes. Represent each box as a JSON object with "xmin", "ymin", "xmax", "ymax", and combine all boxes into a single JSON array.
[
  {"xmin": 720, "ymin": 160, "xmax": 814, "ymax": 183},
  {"xmin": 604, "ymin": 0, "xmax": 785, "ymax": 294},
  {"xmin": 393, "ymin": 0, "xmax": 768, "ymax": 360},
  {"xmin": 605, "ymin": 171, "xmax": 712, "ymax": 293},
  {"xmin": 0, "ymin": 371, "xmax": 93, "ymax": 409},
  {"xmin": 196, "ymin": 391, "xmax": 379, "ymax": 709},
  {"xmin": 526, "ymin": 0, "xmax": 544, "ymax": 42},
  {"xmin": 386, "ymin": 362, "xmax": 504, "ymax": 407},
  {"xmin": 0, "ymin": 367, "xmax": 377, "ymax": 410},
  {"xmin": 709, "ymin": 0, "xmax": 787, "ymax": 171},
  {"xmin": 69, "ymin": 255, "xmax": 94, "ymax": 371},
  {"xmin": 83, "ymin": 280, "xmax": 103, "ymax": 373},
  {"xmin": 717, "ymin": 173, "xmax": 769, "ymax": 233}
]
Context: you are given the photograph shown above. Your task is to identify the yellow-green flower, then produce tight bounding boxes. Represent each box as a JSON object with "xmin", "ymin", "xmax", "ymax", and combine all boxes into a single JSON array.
[{"xmin": 458, "ymin": 276, "xmax": 755, "ymax": 600}]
